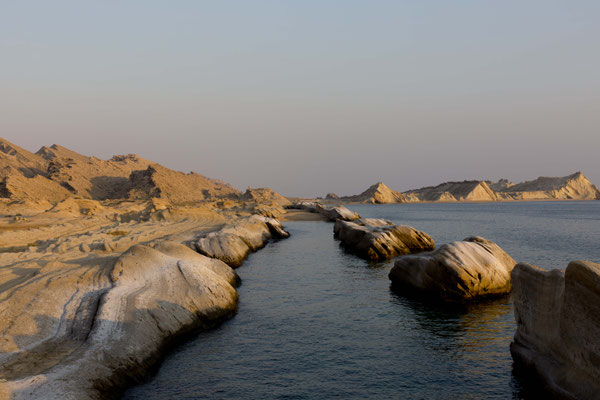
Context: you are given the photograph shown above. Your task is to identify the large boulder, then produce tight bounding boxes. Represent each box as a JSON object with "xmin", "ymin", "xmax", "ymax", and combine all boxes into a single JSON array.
[
  {"xmin": 289, "ymin": 202, "xmax": 360, "ymax": 222},
  {"xmin": 319, "ymin": 205, "xmax": 360, "ymax": 222},
  {"xmin": 334, "ymin": 218, "xmax": 434, "ymax": 261},
  {"xmin": 510, "ymin": 260, "xmax": 600, "ymax": 400},
  {"xmin": 388, "ymin": 236, "xmax": 516, "ymax": 300},
  {"xmin": 195, "ymin": 215, "xmax": 289, "ymax": 267}
]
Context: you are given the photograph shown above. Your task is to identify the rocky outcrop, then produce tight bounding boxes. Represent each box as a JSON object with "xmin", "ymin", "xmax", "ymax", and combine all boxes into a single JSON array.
[
  {"xmin": 403, "ymin": 172, "xmax": 600, "ymax": 203},
  {"xmin": 0, "ymin": 170, "xmax": 73, "ymax": 203},
  {"xmin": 325, "ymin": 192, "xmax": 339, "ymax": 200},
  {"xmin": 290, "ymin": 202, "xmax": 360, "ymax": 222},
  {"xmin": 0, "ymin": 138, "xmax": 243, "ymax": 205},
  {"xmin": 195, "ymin": 215, "xmax": 290, "ymax": 267},
  {"xmin": 487, "ymin": 178, "xmax": 514, "ymax": 191},
  {"xmin": 389, "ymin": 237, "xmax": 516, "ymax": 300},
  {"xmin": 404, "ymin": 181, "xmax": 498, "ymax": 202},
  {"xmin": 0, "ymin": 138, "xmax": 47, "ymax": 178},
  {"xmin": 127, "ymin": 164, "xmax": 240, "ymax": 204},
  {"xmin": 320, "ymin": 205, "xmax": 360, "ymax": 222},
  {"xmin": 44, "ymin": 153, "xmax": 153, "ymax": 200},
  {"xmin": 240, "ymin": 187, "xmax": 290, "ymax": 207},
  {"xmin": 334, "ymin": 218, "xmax": 434, "ymax": 261},
  {"xmin": 510, "ymin": 260, "xmax": 600, "ymax": 400},
  {"xmin": 498, "ymin": 172, "xmax": 600, "ymax": 200},
  {"xmin": 341, "ymin": 182, "xmax": 407, "ymax": 204},
  {"xmin": 0, "ymin": 242, "xmax": 239, "ymax": 400}
]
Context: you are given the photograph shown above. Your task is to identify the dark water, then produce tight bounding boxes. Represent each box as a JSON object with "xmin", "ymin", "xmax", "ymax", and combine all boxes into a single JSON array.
[{"xmin": 124, "ymin": 201, "xmax": 600, "ymax": 399}]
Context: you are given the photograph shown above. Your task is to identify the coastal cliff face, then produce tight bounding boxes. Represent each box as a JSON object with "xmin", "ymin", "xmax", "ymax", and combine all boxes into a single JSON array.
[
  {"xmin": 511, "ymin": 261, "xmax": 600, "ymax": 400},
  {"xmin": 403, "ymin": 181, "xmax": 498, "ymax": 202},
  {"xmin": 497, "ymin": 172, "xmax": 600, "ymax": 200},
  {"xmin": 337, "ymin": 172, "xmax": 599, "ymax": 204}
]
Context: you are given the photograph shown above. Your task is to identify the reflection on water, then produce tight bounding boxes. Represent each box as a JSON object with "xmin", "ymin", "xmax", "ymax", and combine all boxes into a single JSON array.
[{"xmin": 124, "ymin": 202, "xmax": 600, "ymax": 400}]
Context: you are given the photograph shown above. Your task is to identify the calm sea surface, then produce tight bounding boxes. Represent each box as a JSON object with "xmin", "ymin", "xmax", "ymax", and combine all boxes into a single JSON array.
[{"xmin": 124, "ymin": 201, "xmax": 600, "ymax": 399}]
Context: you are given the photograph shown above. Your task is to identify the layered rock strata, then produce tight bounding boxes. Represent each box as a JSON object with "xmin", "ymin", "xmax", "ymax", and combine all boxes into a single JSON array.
[
  {"xmin": 0, "ymin": 242, "xmax": 240, "ymax": 399},
  {"xmin": 389, "ymin": 237, "xmax": 516, "ymax": 300},
  {"xmin": 510, "ymin": 260, "xmax": 600, "ymax": 400},
  {"xmin": 195, "ymin": 215, "xmax": 290, "ymax": 267},
  {"xmin": 334, "ymin": 218, "xmax": 434, "ymax": 261},
  {"xmin": 290, "ymin": 202, "xmax": 360, "ymax": 222}
]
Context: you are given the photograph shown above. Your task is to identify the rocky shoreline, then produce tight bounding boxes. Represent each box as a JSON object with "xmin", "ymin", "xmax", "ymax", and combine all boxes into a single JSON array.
[{"xmin": 0, "ymin": 212, "xmax": 289, "ymax": 399}]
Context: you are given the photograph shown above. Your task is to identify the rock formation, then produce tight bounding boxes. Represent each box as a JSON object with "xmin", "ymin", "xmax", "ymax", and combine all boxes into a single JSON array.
[
  {"xmin": 289, "ymin": 202, "xmax": 360, "ymax": 222},
  {"xmin": 0, "ymin": 242, "xmax": 240, "ymax": 399},
  {"xmin": 389, "ymin": 237, "xmax": 516, "ymax": 300},
  {"xmin": 403, "ymin": 181, "xmax": 498, "ymax": 202},
  {"xmin": 487, "ymin": 178, "xmax": 514, "ymax": 191},
  {"xmin": 334, "ymin": 218, "xmax": 434, "ymax": 261},
  {"xmin": 510, "ymin": 260, "xmax": 600, "ymax": 400},
  {"xmin": 240, "ymin": 187, "xmax": 290, "ymax": 207},
  {"xmin": 195, "ymin": 215, "xmax": 290, "ymax": 267},
  {"xmin": 0, "ymin": 137, "xmax": 240, "ymax": 205},
  {"xmin": 325, "ymin": 192, "xmax": 339, "ymax": 199},
  {"xmin": 403, "ymin": 172, "xmax": 600, "ymax": 202},
  {"xmin": 341, "ymin": 182, "xmax": 407, "ymax": 204},
  {"xmin": 497, "ymin": 172, "xmax": 600, "ymax": 200},
  {"xmin": 127, "ymin": 164, "xmax": 240, "ymax": 204}
]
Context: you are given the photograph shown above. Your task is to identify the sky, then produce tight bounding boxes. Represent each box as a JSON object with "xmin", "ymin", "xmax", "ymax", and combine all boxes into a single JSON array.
[{"xmin": 1, "ymin": 1, "xmax": 599, "ymax": 197}]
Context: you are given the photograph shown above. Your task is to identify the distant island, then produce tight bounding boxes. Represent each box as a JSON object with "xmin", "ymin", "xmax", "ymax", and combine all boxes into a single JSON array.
[{"xmin": 320, "ymin": 173, "xmax": 600, "ymax": 204}]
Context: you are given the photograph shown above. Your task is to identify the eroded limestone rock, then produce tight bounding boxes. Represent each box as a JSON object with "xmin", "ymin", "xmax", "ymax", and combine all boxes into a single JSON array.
[
  {"xmin": 0, "ymin": 243, "xmax": 239, "ymax": 399},
  {"xmin": 510, "ymin": 260, "xmax": 600, "ymax": 400},
  {"xmin": 388, "ymin": 236, "xmax": 515, "ymax": 300},
  {"xmin": 195, "ymin": 215, "xmax": 290, "ymax": 267},
  {"xmin": 334, "ymin": 218, "xmax": 434, "ymax": 261}
]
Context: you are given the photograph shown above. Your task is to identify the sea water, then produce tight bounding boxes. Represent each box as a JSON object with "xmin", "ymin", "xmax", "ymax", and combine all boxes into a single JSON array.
[{"xmin": 124, "ymin": 201, "xmax": 600, "ymax": 399}]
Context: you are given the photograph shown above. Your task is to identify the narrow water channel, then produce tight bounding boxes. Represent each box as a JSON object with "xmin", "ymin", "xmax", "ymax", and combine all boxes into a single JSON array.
[{"xmin": 125, "ymin": 202, "xmax": 600, "ymax": 399}]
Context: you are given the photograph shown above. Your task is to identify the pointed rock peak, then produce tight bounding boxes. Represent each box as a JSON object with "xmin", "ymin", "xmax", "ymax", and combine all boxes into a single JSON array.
[{"xmin": 370, "ymin": 182, "xmax": 390, "ymax": 191}]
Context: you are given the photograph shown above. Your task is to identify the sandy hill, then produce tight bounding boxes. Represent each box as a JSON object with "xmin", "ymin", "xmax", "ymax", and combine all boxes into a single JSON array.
[
  {"xmin": 404, "ymin": 180, "xmax": 498, "ymax": 202},
  {"xmin": 341, "ymin": 182, "xmax": 407, "ymax": 204},
  {"xmin": 0, "ymin": 138, "xmax": 47, "ymax": 178},
  {"xmin": 498, "ymin": 172, "xmax": 600, "ymax": 200},
  {"xmin": 45, "ymin": 152, "xmax": 153, "ymax": 199},
  {"xmin": 240, "ymin": 187, "xmax": 290, "ymax": 207},
  {"xmin": 127, "ymin": 164, "xmax": 240, "ymax": 203},
  {"xmin": 0, "ymin": 137, "xmax": 241, "ymax": 205}
]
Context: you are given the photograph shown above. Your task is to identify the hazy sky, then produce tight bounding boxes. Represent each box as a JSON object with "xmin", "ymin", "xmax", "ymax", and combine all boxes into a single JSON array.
[{"xmin": 2, "ymin": 1, "xmax": 599, "ymax": 196}]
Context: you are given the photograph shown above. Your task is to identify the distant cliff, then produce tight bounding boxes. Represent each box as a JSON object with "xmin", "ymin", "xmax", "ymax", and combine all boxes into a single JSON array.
[
  {"xmin": 336, "ymin": 173, "xmax": 599, "ymax": 204},
  {"xmin": 339, "ymin": 182, "xmax": 407, "ymax": 204}
]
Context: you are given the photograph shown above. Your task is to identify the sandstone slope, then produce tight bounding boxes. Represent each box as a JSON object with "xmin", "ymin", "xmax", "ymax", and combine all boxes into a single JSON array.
[
  {"xmin": 127, "ymin": 164, "xmax": 240, "ymax": 204},
  {"xmin": 0, "ymin": 137, "xmax": 242, "ymax": 205}
]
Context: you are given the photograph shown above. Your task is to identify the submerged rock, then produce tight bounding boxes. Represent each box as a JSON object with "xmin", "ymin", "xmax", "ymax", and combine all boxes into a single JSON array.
[
  {"xmin": 388, "ymin": 237, "xmax": 515, "ymax": 300},
  {"xmin": 195, "ymin": 215, "xmax": 290, "ymax": 267},
  {"xmin": 510, "ymin": 260, "xmax": 600, "ymax": 400},
  {"xmin": 334, "ymin": 218, "xmax": 434, "ymax": 261}
]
